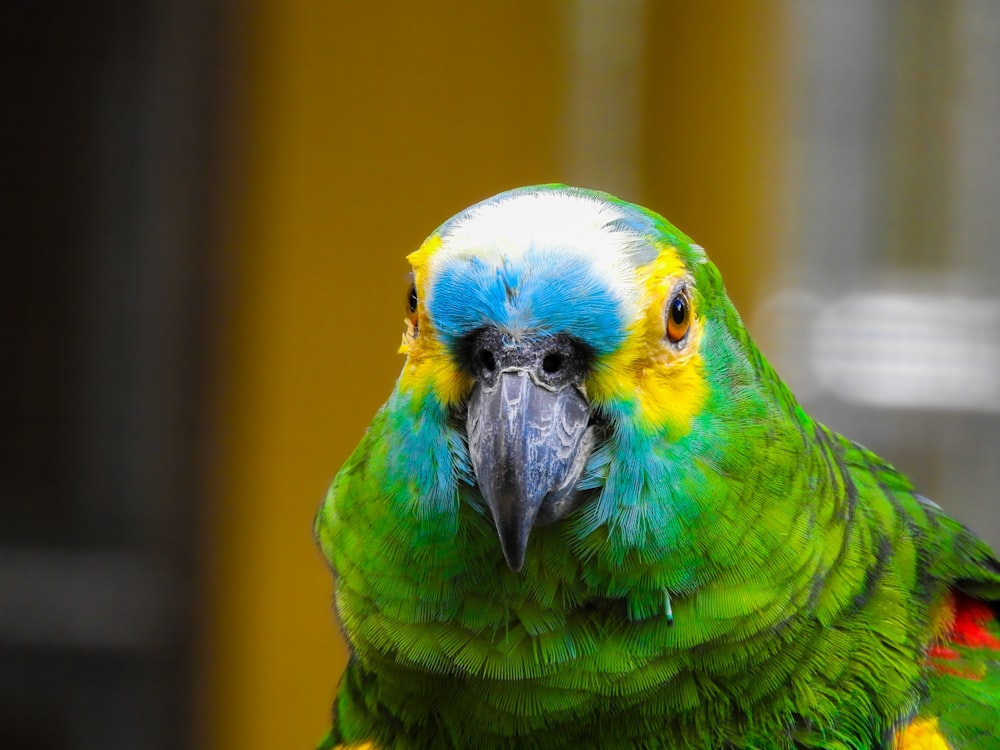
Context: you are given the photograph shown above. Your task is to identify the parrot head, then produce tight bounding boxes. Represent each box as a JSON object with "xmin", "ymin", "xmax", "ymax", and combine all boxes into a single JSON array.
[{"xmin": 397, "ymin": 184, "xmax": 762, "ymax": 576}]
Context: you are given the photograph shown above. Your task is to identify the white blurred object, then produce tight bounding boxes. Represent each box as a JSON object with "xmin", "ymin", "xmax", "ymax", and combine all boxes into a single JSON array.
[
  {"xmin": 812, "ymin": 292, "xmax": 1000, "ymax": 411},
  {"xmin": 761, "ymin": 289, "xmax": 1000, "ymax": 412}
]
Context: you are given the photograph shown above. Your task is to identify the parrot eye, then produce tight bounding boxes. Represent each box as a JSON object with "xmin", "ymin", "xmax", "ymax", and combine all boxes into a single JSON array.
[
  {"xmin": 407, "ymin": 283, "xmax": 418, "ymax": 314},
  {"xmin": 665, "ymin": 289, "xmax": 691, "ymax": 344},
  {"xmin": 403, "ymin": 277, "xmax": 420, "ymax": 341}
]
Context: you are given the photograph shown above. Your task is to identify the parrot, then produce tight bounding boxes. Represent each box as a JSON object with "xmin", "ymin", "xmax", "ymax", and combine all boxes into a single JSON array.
[{"xmin": 314, "ymin": 185, "xmax": 1000, "ymax": 750}]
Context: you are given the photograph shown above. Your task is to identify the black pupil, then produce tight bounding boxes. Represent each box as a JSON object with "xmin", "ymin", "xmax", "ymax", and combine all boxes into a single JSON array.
[
  {"xmin": 670, "ymin": 296, "xmax": 686, "ymax": 325},
  {"xmin": 408, "ymin": 285, "xmax": 418, "ymax": 313}
]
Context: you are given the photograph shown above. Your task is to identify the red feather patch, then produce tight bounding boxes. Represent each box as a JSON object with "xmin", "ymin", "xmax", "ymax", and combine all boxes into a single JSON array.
[
  {"xmin": 950, "ymin": 594, "xmax": 1000, "ymax": 650},
  {"xmin": 927, "ymin": 592, "xmax": 1000, "ymax": 681}
]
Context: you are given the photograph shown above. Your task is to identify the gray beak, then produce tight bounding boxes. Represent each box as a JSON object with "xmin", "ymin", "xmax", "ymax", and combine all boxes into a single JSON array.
[{"xmin": 466, "ymin": 367, "xmax": 597, "ymax": 571}]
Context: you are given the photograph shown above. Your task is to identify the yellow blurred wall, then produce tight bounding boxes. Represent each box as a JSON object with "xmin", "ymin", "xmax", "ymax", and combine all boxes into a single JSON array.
[
  {"xmin": 203, "ymin": 3, "xmax": 784, "ymax": 749},
  {"xmin": 642, "ymin": 3, "xmax": 786, "ymax": 310}
]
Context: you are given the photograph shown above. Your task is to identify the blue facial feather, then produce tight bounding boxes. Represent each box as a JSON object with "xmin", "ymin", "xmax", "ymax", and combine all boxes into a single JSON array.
[{"xmin": 428, "ymin": 249, "xmax": 629, "ymax": 355}]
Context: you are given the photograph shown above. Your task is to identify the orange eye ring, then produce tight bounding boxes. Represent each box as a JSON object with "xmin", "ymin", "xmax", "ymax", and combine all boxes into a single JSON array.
[{"xmin": 665, "ymin": 290, "xmax": 691, "ymax": 343}]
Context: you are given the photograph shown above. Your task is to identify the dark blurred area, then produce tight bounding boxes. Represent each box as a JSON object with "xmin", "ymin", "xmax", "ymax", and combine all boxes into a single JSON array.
[
  {"xmin": 1, "ymin": 2, "xmax": 229, "ymax": 748},
  {"xmin": 1, "ymin": 2, "xmax": 998, "ymax": 750}
]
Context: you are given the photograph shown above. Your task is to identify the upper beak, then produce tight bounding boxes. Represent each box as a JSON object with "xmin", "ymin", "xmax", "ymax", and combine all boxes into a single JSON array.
[{"xmin": 466, "ymin": 368, "xmax": 596, "ymax": 571}]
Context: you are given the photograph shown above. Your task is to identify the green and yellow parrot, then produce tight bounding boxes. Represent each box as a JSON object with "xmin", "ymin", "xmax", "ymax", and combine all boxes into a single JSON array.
[{"xmin": 314, "ymin": 185, "xmax": 1000, "ymax": 749}]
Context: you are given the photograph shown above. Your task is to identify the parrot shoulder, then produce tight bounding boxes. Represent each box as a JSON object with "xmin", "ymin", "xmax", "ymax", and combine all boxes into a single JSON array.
[{"xmin": 831, "ymin": 434, "xmax": 1000, "ymax": 746}]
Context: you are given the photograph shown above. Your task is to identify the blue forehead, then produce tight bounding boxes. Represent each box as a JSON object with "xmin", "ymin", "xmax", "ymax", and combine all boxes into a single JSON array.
[{"xmin": 427, "ymin": 249, "xmax": 629, "ymax": 355}]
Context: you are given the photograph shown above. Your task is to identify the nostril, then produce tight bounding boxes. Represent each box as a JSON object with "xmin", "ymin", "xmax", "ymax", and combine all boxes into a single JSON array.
[
  {"xmin": 479, "ymin": 349, "xmax": 497, "ymax": 373},
  {"xmin": 542, "ymin": 353, "xmax": 563, "ymax": 374},
  {"xmin": 462, "ymin": 328, "xmax": 592, "ymax": 384}
]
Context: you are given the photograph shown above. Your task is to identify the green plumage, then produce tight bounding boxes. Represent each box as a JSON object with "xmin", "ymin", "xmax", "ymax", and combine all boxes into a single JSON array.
[{"xmin": 315, "ymin": 186, "xmax": 1000, "ymax": 749}]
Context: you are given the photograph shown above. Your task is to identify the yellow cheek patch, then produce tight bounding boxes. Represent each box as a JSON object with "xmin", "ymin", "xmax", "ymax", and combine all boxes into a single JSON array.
[
  {"xmin": 398, "ymin": 328, "xmax": 473, "ymax": 407},
  {"xmin": 893, "ymin": 717, "xmax": 951, "ymax": 750},
  {"xmin": 399, "ymin": 234, "xmax": 473, "ymax": 407},
  {"xmin": 588, "ymin": 245, "xmax": 708, "ymax": 435}
]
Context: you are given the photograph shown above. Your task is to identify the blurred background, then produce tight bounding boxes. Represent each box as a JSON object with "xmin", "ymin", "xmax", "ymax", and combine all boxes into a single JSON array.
[{"xmin": 3, "ymin": 1, "xmax": 999, "ymax": 749}]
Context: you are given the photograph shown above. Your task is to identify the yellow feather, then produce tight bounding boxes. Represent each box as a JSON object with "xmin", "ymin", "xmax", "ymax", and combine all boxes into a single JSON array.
[
  {"xmin": 893, "ymin": 717, "xmax": 952, "ymax": 750},
  {"xmin": 400, "ymin": 234, "xmax": 474, "ymax": 406},
  {"xmin": 588, "ymin": 244, "xmax": 708, "ymax": 434}
]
